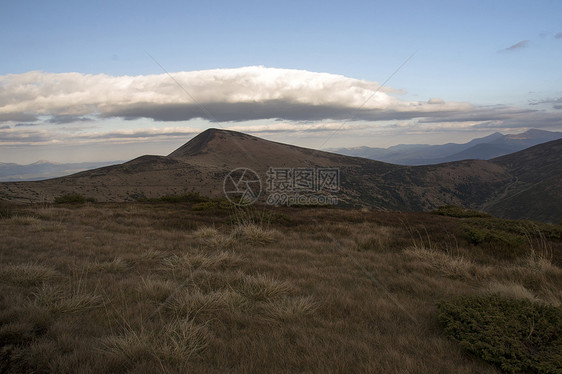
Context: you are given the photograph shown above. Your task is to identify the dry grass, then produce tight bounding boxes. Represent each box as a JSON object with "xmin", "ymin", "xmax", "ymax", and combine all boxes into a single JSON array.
[
  {"xmin": 87, "ymin": 257, "xmax": 129, "ymax": 273},
  {"xmin": 1, "ymin": 203, "xmax": 560, "ymax": 373},
  {"xmin": 28, "ymin": 284, "xmax": 104, "ymax": 315},
  {"xmin": 161, "ymin": 251, "xmax": 239, "ymax": 274},
  {"xmin": 193, "ymin": 226, "xmax": 220, "ymax": 239},
  {"xmin": 193, "ymin": 226, "xmax": 236, "ymax": 249},
  {"xmin": 403, "ymin": 246, "xmax": 485, "ymax": 280},
  {"xmin": 262, "ymin": 296, "xmax": 319, "ymax": 321},
  {"xmin": 483, "ymin": 281, "xmax": 538, "ymax": 302},
  {"xmin": 231, "ymin": 223, "xmax": 277, "ymax": 245},
  {"xmin": 100, "ymin": 319, "xmax": 211, "ymax": 364},
  {"xmin": 0, "ymin": 263, "xmax": 60, "ymax": 286},
  {"xmin": 236, "ymin": 273, "xmax": 295, "ymax": 301},
  {"xmin": 166, "ymin": 289, "xmax": 246, "ymax": 319},
  {"xmin": 6, "ymin": 215, "xmax": 42, "ymax": 226}
]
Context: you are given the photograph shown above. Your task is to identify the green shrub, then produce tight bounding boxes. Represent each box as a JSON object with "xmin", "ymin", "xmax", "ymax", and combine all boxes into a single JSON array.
[
  {"xmin": 158, "ymin": 193, "xmax": 209, "ymax": 203},
  {"xmin": 463, "ymin": 225, "xmax": 524, "ymax": 247},
  {"xmin": 459, "ymin": 218, "xmax": 562, "ymax": 261},
  {"xmin": 0, "ymin": 205, "xmax": 13, "ymax": 219},
  {"xmin": 191, "ymin": 201, "xmax": 218, "ymax": 211},
  {"xmin": 432, "ymin": 205, "xmax": 491, "ymax": 218},
  {"xmin": 54, "ymin": 194, "xmax": 96, "ymax": 204},
  {"xmin": 463, "ymin": 218, "xmax": 562, "ymax": 242},
  {"xmin": 438, "ymin": 294, "xmax": 562, "ymax": 373},
  {"xmin": 191, "ymin": 199, "xmax": 233, "ymax": 211}
]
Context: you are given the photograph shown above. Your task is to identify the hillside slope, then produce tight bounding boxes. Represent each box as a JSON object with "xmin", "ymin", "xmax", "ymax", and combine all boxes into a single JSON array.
[
  {"xmin": 483, "ymin": 138, "xmax": 562, "ymax": 222},
  {"xmin": 0, "ymin": 129, "xmax": 560, "ymax": 222}
]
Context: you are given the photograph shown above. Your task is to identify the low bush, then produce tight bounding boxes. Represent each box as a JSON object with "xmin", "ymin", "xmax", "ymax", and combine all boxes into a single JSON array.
[
  {"xmin": 0, "ymin": 204, "xmax": 13, "ymax": 219},
  {"xmin": 158, "ymin": 193, "xmax": 209, "ymax": 203},
  {"xmin": 192, "ymin": 201, "xmax": 219, "ymax": 211},
  {"xmin": 438, "ymin": 294, "xmax": 562, "ymax": 373},
  {"xmin": 432, "ymin": 205, "xmax": 491, "ymax": 218},
  {"xmin": 54, "ymin": 194, "xmax": 95, "ymax": 204}
]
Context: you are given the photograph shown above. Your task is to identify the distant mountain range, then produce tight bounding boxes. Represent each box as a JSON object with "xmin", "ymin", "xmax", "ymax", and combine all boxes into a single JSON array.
[
  {"xmin": 0, "ymin": 161, "xmax": 123, "ymax": 182},
  {"xmin": 1, "ymin": 129, "xmax": 561, "ymax": 223},
  {"xmin": 3, "ymin": 129, "xmax": 559, "ymax": 182},
  {"xmin": 330, "ymin": 129, "xmax": 562, "ymax": 165}
]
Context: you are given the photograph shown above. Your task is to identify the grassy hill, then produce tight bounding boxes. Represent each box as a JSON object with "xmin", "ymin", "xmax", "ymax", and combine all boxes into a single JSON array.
[{"xmin": 1, "ymin": 201, "xmax": 561, "ymax": 373}]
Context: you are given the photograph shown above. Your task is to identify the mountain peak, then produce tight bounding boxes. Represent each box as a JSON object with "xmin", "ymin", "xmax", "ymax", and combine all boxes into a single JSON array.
[{"xmin": 168, "ymin": 128, "xmax": 257, "ymax": 159}]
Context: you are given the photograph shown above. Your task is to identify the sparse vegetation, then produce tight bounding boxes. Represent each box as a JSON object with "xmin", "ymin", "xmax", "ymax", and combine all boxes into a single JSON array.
[
  {"xmin": 137, "ymin": 192, "xmax": 219, "ymax": 205},
  {"xmin": 432, "ymin": 205, "xmax": 492, "ymax": 218},
  {"xmin": 0, "ymin": 203, "xmax": 560, "ymax": 372},
  {"xmin": 0, "ymin": 204, "xmax": 13, "ymax": 219},
  {"xmin": 151, "ymin": 192, "xmax": 209, "ymax": 203},
  {"xmin": 192, "ymin": 200, "xmax": 232, "ymax": 211},
  {"xmin": 54, "ymin": 193, "xmax": 96, "ymax": 204},
  {"xmin": 0, "ymin": 264, "xmax": 60, "ymax": 286}
]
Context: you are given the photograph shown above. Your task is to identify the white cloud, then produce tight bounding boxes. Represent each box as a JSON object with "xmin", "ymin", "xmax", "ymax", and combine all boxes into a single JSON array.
[
  {"xmin": 0, "ymin": 67, "xmax": 470, "ymax": 124},
  {"xmin": 225, "ymin": 122, "xmax": 368, "ymax": 134},
  {"xmin": 0, "ymin": 125, "xmax": 201, "ymax": 145},
  {"xmin": 1, "ymin": 67, "xmax": 560, "ymax": 149}
]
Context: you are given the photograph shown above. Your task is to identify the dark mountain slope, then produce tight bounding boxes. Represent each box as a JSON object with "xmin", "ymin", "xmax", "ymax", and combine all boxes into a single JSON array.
[
  {"xmin": 481, "ymin": 139, "xmax": 562, "ymax": 222},
  {"xmin": 0, "ymin": 129, "xmax": 559, "ymax": 222}
]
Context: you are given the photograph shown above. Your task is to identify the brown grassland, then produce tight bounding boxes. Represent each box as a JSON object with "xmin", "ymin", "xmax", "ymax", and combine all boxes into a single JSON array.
[{"xmin": 0, "ymin": 201, "xmax": 561, "ymax": 373}]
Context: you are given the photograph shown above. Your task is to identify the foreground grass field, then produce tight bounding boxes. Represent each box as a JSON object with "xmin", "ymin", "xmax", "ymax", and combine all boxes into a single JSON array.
[{"xmin": 1, "ymin": 202, "xmax": 561, "ymax": 373}]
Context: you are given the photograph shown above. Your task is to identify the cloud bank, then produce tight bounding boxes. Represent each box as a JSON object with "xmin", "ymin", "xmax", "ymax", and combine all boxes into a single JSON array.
[
  {"xmin": 1, "ymin": 67, "xmax": 468, "ymax": 125},
  {"xmin": 0, "ymin": 67, "xmax": 560, "ymax": 147}
]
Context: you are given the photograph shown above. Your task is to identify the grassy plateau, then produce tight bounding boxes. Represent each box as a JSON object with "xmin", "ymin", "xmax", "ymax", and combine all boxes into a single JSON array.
[{"xmin": 0, "ymin": 200, "xmax": 561, "ymax": 373}]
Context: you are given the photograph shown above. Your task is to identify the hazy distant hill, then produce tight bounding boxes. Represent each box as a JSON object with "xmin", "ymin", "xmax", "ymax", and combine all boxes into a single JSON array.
[
  {"xmin": 484, "ymin": 138, "xmax": 562, "ymax": 222},
  {"xmin": 0, "ymin": 129, "xmax": 560, "ymax": 222},
  {"xmin": 0, "ymin": 160, "xmax": 122, "ymax": 181},
  {"xmin": 331, "ymin": 129, "xmax": 562, "ymax": 165}
]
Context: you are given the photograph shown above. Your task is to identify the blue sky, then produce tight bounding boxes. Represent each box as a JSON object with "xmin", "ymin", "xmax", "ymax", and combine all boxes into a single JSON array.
[{"xmin": 1, "ymin": 0, "xmax": 561, "ymax": 163}]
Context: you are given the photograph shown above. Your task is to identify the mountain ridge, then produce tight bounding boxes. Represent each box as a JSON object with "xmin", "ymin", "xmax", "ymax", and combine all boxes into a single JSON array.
[
  {"xmin": 0, "ymin": 128, "xmax": 560, "ymax": 222},
  {"xmin": 331, "ymin": 129, "xmax": 562, "ymax": 165}
]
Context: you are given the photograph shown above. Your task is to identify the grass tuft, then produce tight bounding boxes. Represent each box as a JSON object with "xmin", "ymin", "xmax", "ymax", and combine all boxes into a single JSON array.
[
  {"xmin": 100, "ymin": 319, "xmax": 210, "ymax": 365},
  {"xmin": 263, "ymin": 296, "xmax": 319, "ymax": 321},
  {"xmin": 484, "ymin": 281, "xmax": 538, "ymax": 302},
  {"xmin": 162, "ymin": 251, "xmax": 239, "ymax": 272},
  {"xmin": 193, "ymin": 226, "xmax": 236, "ymax": 249},
  {"xmin": 88, "ymin": 257, "xmax": 129, "ymax": 273},
  {"xmin": 28, "ymin": 284, "xmax": 104, "ymax": 315},
  {"xmin": 231, "ymin": 223, "xmax": 277, "ymax": 245},
  {"xmin": 236, "ymin": 273, "xmax": 294, "ymax": 301},
  {"xmin": 166, "ymin": 289, "xmax": 245, "ymax": 319},
  {"xmin": 404, "ymin": 247, "xmax": 480, "ymax": 280},
  {"xmin": 0, "ymin": 264, "xmax": 60, "ymax": 286}
]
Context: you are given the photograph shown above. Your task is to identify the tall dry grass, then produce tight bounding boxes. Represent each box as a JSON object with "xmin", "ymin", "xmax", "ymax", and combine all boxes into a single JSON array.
[{"xmin": 0, "ymin": 203, "xmax": 560, "ymax": 373}]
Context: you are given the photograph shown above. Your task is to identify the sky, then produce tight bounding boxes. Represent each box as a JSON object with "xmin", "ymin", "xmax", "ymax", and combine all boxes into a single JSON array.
[{"xmin": 1, "ymin": 0, "xmax": 561, "ymax": 163}]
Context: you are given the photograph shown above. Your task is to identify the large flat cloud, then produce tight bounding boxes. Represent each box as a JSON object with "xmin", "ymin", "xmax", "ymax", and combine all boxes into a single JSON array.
[
  {"xmin": 1, "ymin": 67, "xmax": 470, "ymax": 124},
  {"xmin": 1, "ymin": 67, "xmax": 561, "ymax": 148}
]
